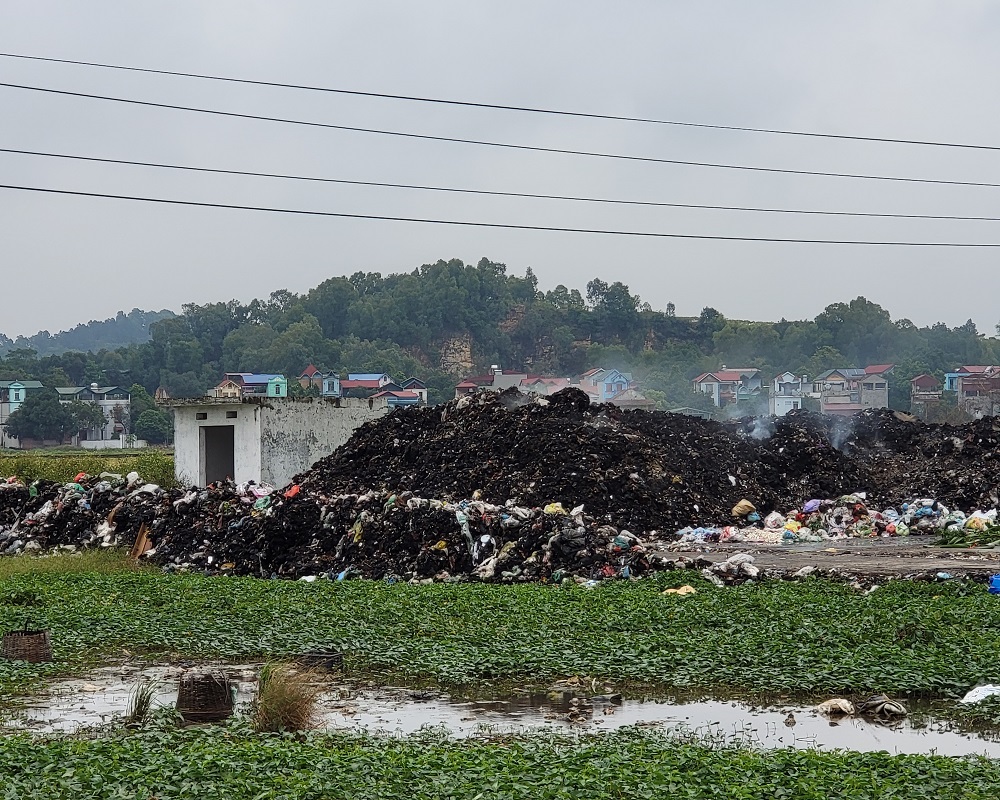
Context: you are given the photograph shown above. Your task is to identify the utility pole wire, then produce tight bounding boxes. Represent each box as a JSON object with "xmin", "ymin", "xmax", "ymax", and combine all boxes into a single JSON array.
[
  {"xmin": 4, "ymin": 183, "xmax": 1000, "ymax": 246},
  {"xmin": 1, "ymin": 51, "xmax": 998, "ymax": 153},
  {"xmin": 4, "ymin": 146, "xmax": 1000, "ymax": 222},
  {"xmin": 3, "ymin": 82, "xmax": 1000, "ymax": 189}
]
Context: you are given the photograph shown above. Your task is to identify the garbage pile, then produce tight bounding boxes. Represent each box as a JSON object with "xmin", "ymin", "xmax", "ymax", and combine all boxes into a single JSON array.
[
  {"xmin": 0, "ymin": 472, "xmax": 161, "ymax": 556},
  {"xmin": 1, "ymin": 388, "xmax": 1000, "ymax": 582},
  {"xmin": 675, "ymin": 494, "xmax": 998, "ymax": 544}
]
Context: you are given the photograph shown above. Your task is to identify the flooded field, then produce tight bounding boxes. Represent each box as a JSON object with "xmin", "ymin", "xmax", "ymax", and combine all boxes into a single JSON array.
[{"xmin": 2, "ymin": 662, "xmax": 998, "ymax": 757}]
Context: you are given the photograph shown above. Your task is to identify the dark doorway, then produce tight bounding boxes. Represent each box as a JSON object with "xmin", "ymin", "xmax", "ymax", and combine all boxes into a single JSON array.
[{"xmin": 201, "ymin": 425, "xmax": 235, "ymax": 485}]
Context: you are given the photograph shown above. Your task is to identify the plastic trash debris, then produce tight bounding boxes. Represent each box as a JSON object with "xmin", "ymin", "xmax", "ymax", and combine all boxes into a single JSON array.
[
  {"xmin": 960, "ymin": 685, "xmax": 1000, "ymax": 704},
  {"xmin": 817, "ymin": 698, "xmax": 856, "ymax": 716},
  {"xmin": 661, "ymin": 585, "xmax": 697, "ymax": 596},
  {"xmin": 856, "ymin": 694, "xmax": 907, "ymax": 718}
]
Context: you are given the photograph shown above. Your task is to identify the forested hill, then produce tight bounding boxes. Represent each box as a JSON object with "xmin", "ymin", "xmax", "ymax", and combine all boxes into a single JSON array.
[
  {"xmin": 0, "ymin": 309, "xmax": 175, "ymax": 358},
  {"xmin": 0, "ymin": 257, "xmax": 996, "ymax": 411}
]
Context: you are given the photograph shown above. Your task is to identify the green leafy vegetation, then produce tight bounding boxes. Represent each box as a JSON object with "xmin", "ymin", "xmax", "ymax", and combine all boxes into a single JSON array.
[
  {"xmin": 2, "ymin": 727, "xmax": 1000, "ymax": 799},
  {"xmin": 3, "ymin": 561, "xmax": 1000, "ymax": 703},
  {"xmin": 0, "ymin": 449, "xmax": 174, "ymax": 486}
]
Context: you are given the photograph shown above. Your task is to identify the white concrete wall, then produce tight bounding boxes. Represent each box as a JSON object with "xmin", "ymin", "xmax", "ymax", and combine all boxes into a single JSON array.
[
  {"xmin": 173, "ymin": 404, "xmax": 262, "ymax": 486},
  {"xmin": 259, "ymin": 397, "xmax": 389, "ymax": 488}
]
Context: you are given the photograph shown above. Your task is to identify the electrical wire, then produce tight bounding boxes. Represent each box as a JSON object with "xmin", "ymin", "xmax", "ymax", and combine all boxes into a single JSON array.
[
  {"xmin": 4, "ymin": 146, "xmax": 1000, "ymax": 222},
  {"xmin": 3, "ymin": 183, "xmax": 1000, "ymax": 246},
  {"xmin": 4, "ymin": 82, "xmax": 1000, "ymax": 189},
  {"xmin": 1, "ymin": 51, "xmax": 997, "ymax": 153}
]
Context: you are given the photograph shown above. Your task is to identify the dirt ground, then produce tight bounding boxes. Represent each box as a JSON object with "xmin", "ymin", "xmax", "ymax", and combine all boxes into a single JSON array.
[{"xmin": 662, "ymin": 537, "xmax": 1000, "ymax": 579}]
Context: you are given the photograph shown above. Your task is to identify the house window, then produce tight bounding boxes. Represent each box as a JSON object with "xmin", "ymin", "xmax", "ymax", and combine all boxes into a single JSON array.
[
  {"xmin": 226, "ymin": 410, "xmax": 237, "ymax": 419},
  {"xmin": 874, "ymin": 382, "xmax": 886, "ymax": 389},
  {"xmin": 196, "ymin": 412, "xmax": 208, "ymax": 420},
  {"xmin": 12, "ymin": 391, "xmax": 20, "ymax": 401},
  {"xmin": 862, "ymin": 382, "xmax": 874, "ymax": 390}
]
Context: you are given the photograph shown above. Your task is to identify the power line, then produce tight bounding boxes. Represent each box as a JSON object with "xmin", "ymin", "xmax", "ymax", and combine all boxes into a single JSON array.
[
  {"xmin": 3, "ymin": 183, "xmax": 1000, "ymax": 246},
  {"xmin": 5, "ymin": 146, "xmax": 1000, "ymax": 223},
  {"xmin": 4, "ymin": 82, "xmax": 1000, "ymax": 190},
  {"xmin": 1, "ymin": 51, "xmax": 997, "ymax": 154}
]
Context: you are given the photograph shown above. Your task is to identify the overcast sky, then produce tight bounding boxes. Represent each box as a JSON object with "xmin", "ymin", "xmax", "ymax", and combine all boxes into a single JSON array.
[{"xmin": 3, "ymin": 1, "xmax": 1000, "ymax": 337}]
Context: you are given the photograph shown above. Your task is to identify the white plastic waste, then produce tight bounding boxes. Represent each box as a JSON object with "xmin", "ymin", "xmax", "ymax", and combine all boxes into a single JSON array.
[{"xmin": 960, "ymin": 685, "xmax": 1000, "ymax": 704}]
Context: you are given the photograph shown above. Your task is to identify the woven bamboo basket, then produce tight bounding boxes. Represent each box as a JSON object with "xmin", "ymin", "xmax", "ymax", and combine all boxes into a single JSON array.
[
  {"xmin": 176, "ymin": 671, "xmax": 234, "ymax": 723},
  {"xmin": 1, "ymin": 629, "xmax": 52, "ymax": 663}
]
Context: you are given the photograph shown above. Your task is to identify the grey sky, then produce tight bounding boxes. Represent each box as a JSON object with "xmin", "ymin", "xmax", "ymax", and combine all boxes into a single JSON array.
[{"xmin": 3, "ymin": 1, "xmax": 1000, "ymax": 337}]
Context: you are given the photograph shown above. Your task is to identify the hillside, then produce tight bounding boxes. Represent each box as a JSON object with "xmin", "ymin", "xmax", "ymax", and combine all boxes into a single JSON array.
[
  {"xmin": 0, "ymin": 257, "xmax": 996, "ymax": 409},
  {"xmin": 0, "ymin": 309, "xmax": 175, "ymax": 358}
]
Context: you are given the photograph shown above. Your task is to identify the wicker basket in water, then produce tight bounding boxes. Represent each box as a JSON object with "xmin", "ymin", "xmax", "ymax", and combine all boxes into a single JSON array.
[
  {"xmin": 1, "ymin": 629, "xmax": 52, "ymax": 663},
  {"xmin": 176, "ymin": 671, "xmax": 234, "ymax": 723}
]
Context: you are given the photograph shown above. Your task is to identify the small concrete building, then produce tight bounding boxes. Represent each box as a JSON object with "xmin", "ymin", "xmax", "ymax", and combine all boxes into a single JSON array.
[{"xmin": 166, "ymin": 396, "xmax": 389, "ymax": 488}]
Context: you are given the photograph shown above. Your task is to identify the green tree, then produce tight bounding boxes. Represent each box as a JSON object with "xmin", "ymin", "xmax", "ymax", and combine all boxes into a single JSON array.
[
  {"xmin": 3, "ymin": 389, "xmax": 74, "ymax": 442},
  {"xmin": 134, "ymin": 409, "xmax": 173, "ymax": 444},
  {"xmin": 65, "ymin": 400, "xmax": 108, "ymax": 434},
  {"xmin": 129, "ymin": 383, "xmax": 156, "ymax": 428}
]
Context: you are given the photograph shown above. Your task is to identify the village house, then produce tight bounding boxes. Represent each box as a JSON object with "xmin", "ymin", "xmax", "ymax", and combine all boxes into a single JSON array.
[
  {"xmin": 910, "ymin": 374, "xmax": 943, "ymax": 419},
  {"xmin": 956, "ymin": 366, "xmax": 1000, "ymax": 418},
  {"xmin": 769, "ymin": 372, "xmax": 808, "ymax": 417},
  {"xmin": 811, "ymin": 365, "xmax": 893, "ymax": 415},
  {"xmin": 56, "ymin": 384, "xmax": 131, "ymax": 443},
  {"xmin": 216, "ymin": 373, "xmax": 289, "ymax": 398},
  {"xmin": 692, "ymin": 368, "xmax": 762, "ymax": 408},
  {"xmin": 0, "ymin": 380, "xmax": 45, "ymax": 448}
]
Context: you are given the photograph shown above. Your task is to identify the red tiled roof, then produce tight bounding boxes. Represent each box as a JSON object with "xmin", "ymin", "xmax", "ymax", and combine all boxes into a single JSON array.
[
  {"xmin": 865, "ymin": 364, "xmax": 894, "ymax": 375},
  {"xmin": 957, "ymin": 365, "xmax": 994, "ymax": 374},
  {"xmin": 300, "ymin": 364, "xmax": 320, "ymax": 377},
  {"xmin": 714, "ymin": 370, "xmax": 757, "ymax": 382},
  {"xmin": 341, "ymin": 379, "xmax": 382, "ymax": 390}
]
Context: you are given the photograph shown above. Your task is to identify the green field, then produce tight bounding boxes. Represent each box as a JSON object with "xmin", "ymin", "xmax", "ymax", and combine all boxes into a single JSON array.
[
  {"xmin": 4, "ymin": 554, "xmax": 1000, "ymax": 799},
  {"xmin": 1, "ymin": 554, "xmax": 997, "ymax": 701},
  {"xmin": 3, "ymin": 725, "xmax": 999, "ymax": 800},
  {"xmin": 0, "ymin": 449, "xmax": 175, "ymax": 486}
]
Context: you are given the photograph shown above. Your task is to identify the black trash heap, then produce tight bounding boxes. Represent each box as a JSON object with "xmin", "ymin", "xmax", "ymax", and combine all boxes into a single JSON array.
[{"xmin": 1, "ymin": 387, "xmax": 1000, "ymax": 582}]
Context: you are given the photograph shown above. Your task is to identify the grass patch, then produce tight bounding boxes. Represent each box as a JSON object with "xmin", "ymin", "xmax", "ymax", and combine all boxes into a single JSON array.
[
  {"xmin": 3, "ymin": 727, "xmax": 1000, "ymax": 799},
  {"xmin": 0, "ymin": 550, "xmax": 136, "ymax": 580},
  {"xmin": 253, "ymin": 663, "xmax": 320, "ymax": 733},
  {"xmin": 0, "ymin": 449, "xmax": 175, "ymax": 486}
]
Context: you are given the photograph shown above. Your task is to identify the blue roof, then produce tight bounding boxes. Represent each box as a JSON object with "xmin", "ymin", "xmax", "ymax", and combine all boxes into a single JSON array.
[
  {"xmin": 348, "ymin": 373, "xmax": 387, "ymax": 381},
  {"xmin": 244, "ymin": 374, "xmax": 285, "ymax": 383}
]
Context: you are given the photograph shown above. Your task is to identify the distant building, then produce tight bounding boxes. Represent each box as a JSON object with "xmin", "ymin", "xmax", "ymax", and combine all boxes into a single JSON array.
[
  {"xmin": 956, "ymin": 366, "xmax": 1000, "ymax": 418},
  {"xmin": 910, "ymin": 374, "xmax": 943, "ymax": 419},
  {"xmin": 811, "ymin": 365, "xmax": 893, "ymax": 416},
  {"xmin": 56, "ymin": 384, "xmax": 131, "ymax": 442},
  {"xmin": 398, "ymin": 377, "xmax": 428, "ymax": 404},
  {"xmin": 692, "ymin": 368, "xmax": 762, "ymax": 408},
  {"xmin": 668, "ymin": 406, "xmax": 713, "ymax": 420},
  {"xmin": 213, "ymin": 373, "xmax": 288, "ymax": 399},
  {"xmin": 944, "ymin": 366, "xmax": 994, "ymax": 393},
  {"xmin": 297, "ymin": 365, "xmax": 341, "ymax": 398},
  {"xmin": 769, "ymin": 372, "xmax": 807, "ymax": 417},
  {"xmin": 0, "ymin": 380, "xmax": 45, "ymax": 448},
  {"xmin": 372, "ymin": 390, "xmax": 422, "ymax": 407},
  {"xmin": 455, "ymin": 364, "xmax": 653, "ymax": 409}
]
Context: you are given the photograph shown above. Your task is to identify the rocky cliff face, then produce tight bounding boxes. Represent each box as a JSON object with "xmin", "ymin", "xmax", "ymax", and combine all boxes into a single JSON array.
[{"xmin": 438, "ymin": 333, "xmax": 474, "ymax": 375}]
